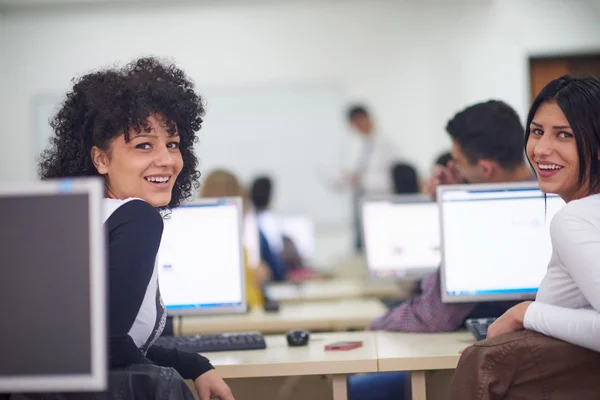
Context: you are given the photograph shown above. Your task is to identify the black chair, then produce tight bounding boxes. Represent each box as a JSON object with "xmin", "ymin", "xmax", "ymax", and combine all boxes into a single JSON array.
[
  {"xmin": 391, "ymin": 163, "xmax": 420, "ymax": 194},
  {"xmin": 6, "ymin": 364, "xmax": 196, "ymax": 400}
]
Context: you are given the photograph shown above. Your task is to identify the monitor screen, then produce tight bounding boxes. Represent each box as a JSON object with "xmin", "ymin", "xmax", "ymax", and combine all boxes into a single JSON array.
[
  {"xmin": 0, "ymin": 178, "xmax": 106, "ymax": 392},
  {"xmin": 157, "ymin": 198, "xmax": 246, "ymax": 316},
  {"xmin": 280, "ymin": 215, "xmax": 315, "ymax": 263},
  {"xmin": 362, "ymin": 195, "xmax": 440, "ymax": 278},
  {"xmin": 439, "ymin": 182, "xmax": 565, "ymax": 303}
]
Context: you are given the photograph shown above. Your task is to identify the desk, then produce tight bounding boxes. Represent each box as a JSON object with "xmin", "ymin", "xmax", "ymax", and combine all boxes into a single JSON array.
[
  {"xmin": 211, "ymin": 331, "xmax": 378, "ymax": 400},
  {"xmin": 264, "ymin": 279, "xmax": 414, "ymax": 303},
  {"xmin": 376, "ymin": 331, "xmax": 475, "ymax": 400},
  {"xmin": 179, "ymin": 298, "xmax": 387, "ymax": 336}
]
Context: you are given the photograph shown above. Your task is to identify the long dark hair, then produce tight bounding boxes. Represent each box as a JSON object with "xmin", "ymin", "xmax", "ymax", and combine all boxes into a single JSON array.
[{"xmin": 525, "ymin": 75, "xmax": 600, "ymax": 195}]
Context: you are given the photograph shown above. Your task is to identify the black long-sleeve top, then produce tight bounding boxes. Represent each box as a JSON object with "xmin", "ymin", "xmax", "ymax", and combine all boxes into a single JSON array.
[{"xmin": 104, "ymin": 198, "xmax": 213, "ymax": 380}]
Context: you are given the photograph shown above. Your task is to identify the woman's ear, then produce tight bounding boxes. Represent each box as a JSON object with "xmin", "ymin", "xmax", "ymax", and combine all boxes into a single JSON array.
[{"xmin": 91, "ymin": 146, "xmax": 109, "ymax": 175}]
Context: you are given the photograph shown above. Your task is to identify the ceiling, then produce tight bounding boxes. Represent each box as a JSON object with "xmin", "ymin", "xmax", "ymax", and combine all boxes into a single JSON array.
[{"xmin": 0, "ymin": 0, "xmax": 440, "ymax": 12}]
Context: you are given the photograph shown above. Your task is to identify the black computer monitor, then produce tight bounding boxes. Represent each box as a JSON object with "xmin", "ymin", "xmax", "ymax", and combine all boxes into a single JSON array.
[{"xmin": 0, "ymin": 178, "xmax": 107, "ymax": 392}]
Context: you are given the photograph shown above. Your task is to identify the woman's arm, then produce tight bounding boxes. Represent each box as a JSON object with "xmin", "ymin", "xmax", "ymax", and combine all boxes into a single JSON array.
[
  {"xmin": 524, "ymin": 208, "xmax": 600, "ymax": 352},
  {"xmin": 524, "ymin": 303, "xmax": 600, "ymax": 352},
  {"xmin": 108, "ymin": 200, "xmax": 216, "ymax": 379},
  {"xmin": 146, "ymin": 346, "xmax": 213, "ymax": 380},
  {"xmin": 107, "ymin": 200, "xmax": 164, "ymax": 368}
]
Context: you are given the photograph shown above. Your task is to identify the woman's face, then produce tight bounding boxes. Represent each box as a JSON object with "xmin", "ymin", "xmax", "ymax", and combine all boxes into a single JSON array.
[
  {"xmin": 526, "ymin": 101, "xmax": 584, "ymax": 202},
  {"xmin": 92, "ymin": 114, "xmax": 183, "ymax": 207}
]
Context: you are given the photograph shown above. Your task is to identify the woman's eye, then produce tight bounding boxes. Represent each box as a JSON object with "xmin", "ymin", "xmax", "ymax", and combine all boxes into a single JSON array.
[
  {"xmin": 558, "ymin": 132, "xmax": 574, "ymax": 139},
  {"xmin": 532, "ymin": 129, "xmax": 543, "ymax": 136},
  {"xmin": 167, "ymin": 142, "xmax": 180, "ymax": 149},
  {"xmin": 136, "ymin": 143, "xmax": 152, "ymax": 150}
]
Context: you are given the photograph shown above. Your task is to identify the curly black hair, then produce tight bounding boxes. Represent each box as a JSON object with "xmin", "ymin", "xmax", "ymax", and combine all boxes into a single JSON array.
[{"xmin": 38, "ymin": 57, "xmax": 203, "ymax": 209}]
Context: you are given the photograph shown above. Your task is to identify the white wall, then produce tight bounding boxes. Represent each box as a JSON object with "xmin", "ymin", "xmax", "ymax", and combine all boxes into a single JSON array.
[
  {"xmin": 2, "ymin": 0, "xmax": 600, "ymax": 184},
  {"xmin": 2, "ymin": 0, "xmax": 600, "ymax": 265}
]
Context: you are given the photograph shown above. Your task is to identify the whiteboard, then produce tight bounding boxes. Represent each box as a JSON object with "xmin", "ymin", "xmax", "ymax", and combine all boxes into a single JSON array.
[
  {"xmin": 33, "ymin": 85, "xmax": 351, "ymax": 226},
  {"xmin": 198, "ymin": 85, "xmax": 350, "ymax": 226}
]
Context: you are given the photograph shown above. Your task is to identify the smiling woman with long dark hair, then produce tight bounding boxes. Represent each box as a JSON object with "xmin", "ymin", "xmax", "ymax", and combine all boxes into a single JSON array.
[{"xmin": 451, "ymin": 75, "xmax": 600, "ymax": 399}]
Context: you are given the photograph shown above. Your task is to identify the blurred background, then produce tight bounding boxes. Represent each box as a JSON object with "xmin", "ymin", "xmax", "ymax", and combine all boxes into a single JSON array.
[{"xmin": 1, "ymin": 0, "xmax": 599, "ymax": 266}]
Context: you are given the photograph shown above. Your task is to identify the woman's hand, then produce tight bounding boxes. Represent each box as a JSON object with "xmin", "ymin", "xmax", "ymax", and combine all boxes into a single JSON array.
[
  {"xmin": 486, "ymin": 301, "xmax": 533, "ymax": 339},
  {"xmin": 194, "ymin": 370, "xmax": 235, "ymax": 400}
]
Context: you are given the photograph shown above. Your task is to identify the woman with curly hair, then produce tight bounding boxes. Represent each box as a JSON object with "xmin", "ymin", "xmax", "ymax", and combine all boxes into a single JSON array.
[{"xmin": 39, "ymin": 57, "xmax": 234, "ymax": 400}]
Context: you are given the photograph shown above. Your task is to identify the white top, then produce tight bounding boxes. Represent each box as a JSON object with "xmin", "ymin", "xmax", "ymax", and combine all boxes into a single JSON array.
[
  {"xmin": 103, "ymin": 197, "xmax": 138, "ymax": 223},
  {"xmin": 340, "ymin": 131, "xmax": 398, "ymax": 194},
  {"xmin": 257, "ymin": 210, "xmax": 285, "ymax": 254},
  {"xmin": 243, "ymin": 210, "xmax": 262, "ymax": 268},
  {"xmin": 524, "ymin": 193, "xmax": 600, "ymax": 352}
]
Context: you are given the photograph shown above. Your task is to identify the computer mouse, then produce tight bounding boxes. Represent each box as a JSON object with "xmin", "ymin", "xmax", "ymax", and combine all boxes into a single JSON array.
[{"xmin": 286, "ymin": 329, "xmax": 310, "ymax": 347}]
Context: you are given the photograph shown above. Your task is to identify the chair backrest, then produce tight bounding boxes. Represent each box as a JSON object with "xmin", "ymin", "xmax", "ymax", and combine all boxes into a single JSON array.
[
  {"xmin": 451, "ymin": 330, "xmax": 600, "ymax": 400},
  {"xmin": 9, "ymin": 364, "xmax": 196, "ymax": 400},
  {"xmin": 391, "ymin": 162, "xmax": 420, "ymax": 194}
]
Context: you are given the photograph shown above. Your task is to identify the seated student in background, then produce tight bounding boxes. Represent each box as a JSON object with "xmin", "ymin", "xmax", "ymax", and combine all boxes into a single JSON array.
[
  {"xmin": 370, "ymin": 100, "xmax": 533, "ymax": 333},
  {"xmin": 451, "ymin": 76, "xmax": 600, "ymax": 399},
  {"xmin": 250, "ymin": 175, "xmax": 284, "ymax": 256},
  {"xmin": 199, "ymin": 170, "xmax": 271, "ymax": 306},
  {"xmin": 200, "ymin": 170, "xmax": 286, "ymax": 283},
  {"xmin": 434, "ymin": 151, "xmax": 453, "ymax": 168},
  {"xmin": 421, "ymin": 151, "xmax": 452, "ymax": 194},
  {"xmin": 348, "ymin": 100, "xmax": 532, "ymax": 400},
  {"xmin": 423, "ymin": 100, "xmax": 532, "ymax": 198},
  {"xmin": 37, "ymin": 58, "xmax": 234, "ymax": 400},
  {"xmin": 250, "ymin": 175, "xmax": 315, "ymax": 281}
]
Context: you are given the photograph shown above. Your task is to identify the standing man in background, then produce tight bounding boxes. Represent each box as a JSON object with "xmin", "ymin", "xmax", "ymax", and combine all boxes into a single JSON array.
[{"xmin": 341, "ymin": 105, "xmax": 398, "ymax": 252}]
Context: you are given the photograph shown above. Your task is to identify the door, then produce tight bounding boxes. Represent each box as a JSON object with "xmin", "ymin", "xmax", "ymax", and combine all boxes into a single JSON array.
[{"xmin": 529, "ymin": 54, "xmax": 600, "ymax": 102}]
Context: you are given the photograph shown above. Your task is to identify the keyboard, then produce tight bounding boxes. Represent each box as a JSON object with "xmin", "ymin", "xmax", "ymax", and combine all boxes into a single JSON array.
[
  {"xmin": 465, "ymin": 318, "xmax": 497, "ymax": 341},
  {"xmin": 155, "ymin": 331, "xmax": 266, "ymax": 353}
]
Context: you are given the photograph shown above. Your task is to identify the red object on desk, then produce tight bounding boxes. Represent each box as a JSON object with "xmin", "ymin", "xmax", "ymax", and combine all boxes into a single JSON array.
[{"xmin": 324, "ymin": 341, "xmax": 364, "ymax": 351}]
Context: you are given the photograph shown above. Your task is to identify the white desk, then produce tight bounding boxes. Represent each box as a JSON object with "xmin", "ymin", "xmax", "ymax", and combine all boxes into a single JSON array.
[
  {"xmin": 211, "ymin": 331, "xmax": 378, "ymax": 400},
  {"xmin": 194, "ymin": 329, "xmax": 473, "ymax": 400},
  {"xmin": 179, "ymin": 298, "xmax": 387, "ymax": 336},
  {"xmin": 376, "ymin": 331, "xmax": 475, "ymax": 400},
  {"xmin": 264, "ymin": 279, "xmax": 413, "ymax": 304}
]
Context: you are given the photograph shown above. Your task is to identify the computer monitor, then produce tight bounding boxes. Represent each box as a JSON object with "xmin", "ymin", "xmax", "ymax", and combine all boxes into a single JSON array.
[
  {"xmin": 0, "ymin": 178, "xmax": 107, "ymax": 392},
  {"xmin": 361, "ymin": 194, "xmax": 440, "ymax": 279},
  {"xmin": 157, "ymin": 197, "xmax": 246, "ymax": 316},
  {"xmin": 280, "ymin": 214, "xmax": 315, "ymax": 263},
  {"xmin": 438, "ymin": 182, "xmax": 565, "ymax": 303}
]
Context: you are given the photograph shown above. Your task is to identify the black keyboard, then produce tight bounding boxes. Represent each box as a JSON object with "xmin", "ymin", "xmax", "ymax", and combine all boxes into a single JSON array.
[
  {"xmin": 465, "ymin": 318, "xmax": 497, "ymax": 341},
  {"xmin": 155, "ymin": 332, "xmax": 266, "ymax": 353}
]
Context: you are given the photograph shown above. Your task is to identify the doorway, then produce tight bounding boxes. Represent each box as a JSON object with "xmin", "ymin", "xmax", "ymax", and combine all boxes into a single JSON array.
[{"xmin": 529, "ymin": 54, "xmax": 600, "ymax": 101}]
